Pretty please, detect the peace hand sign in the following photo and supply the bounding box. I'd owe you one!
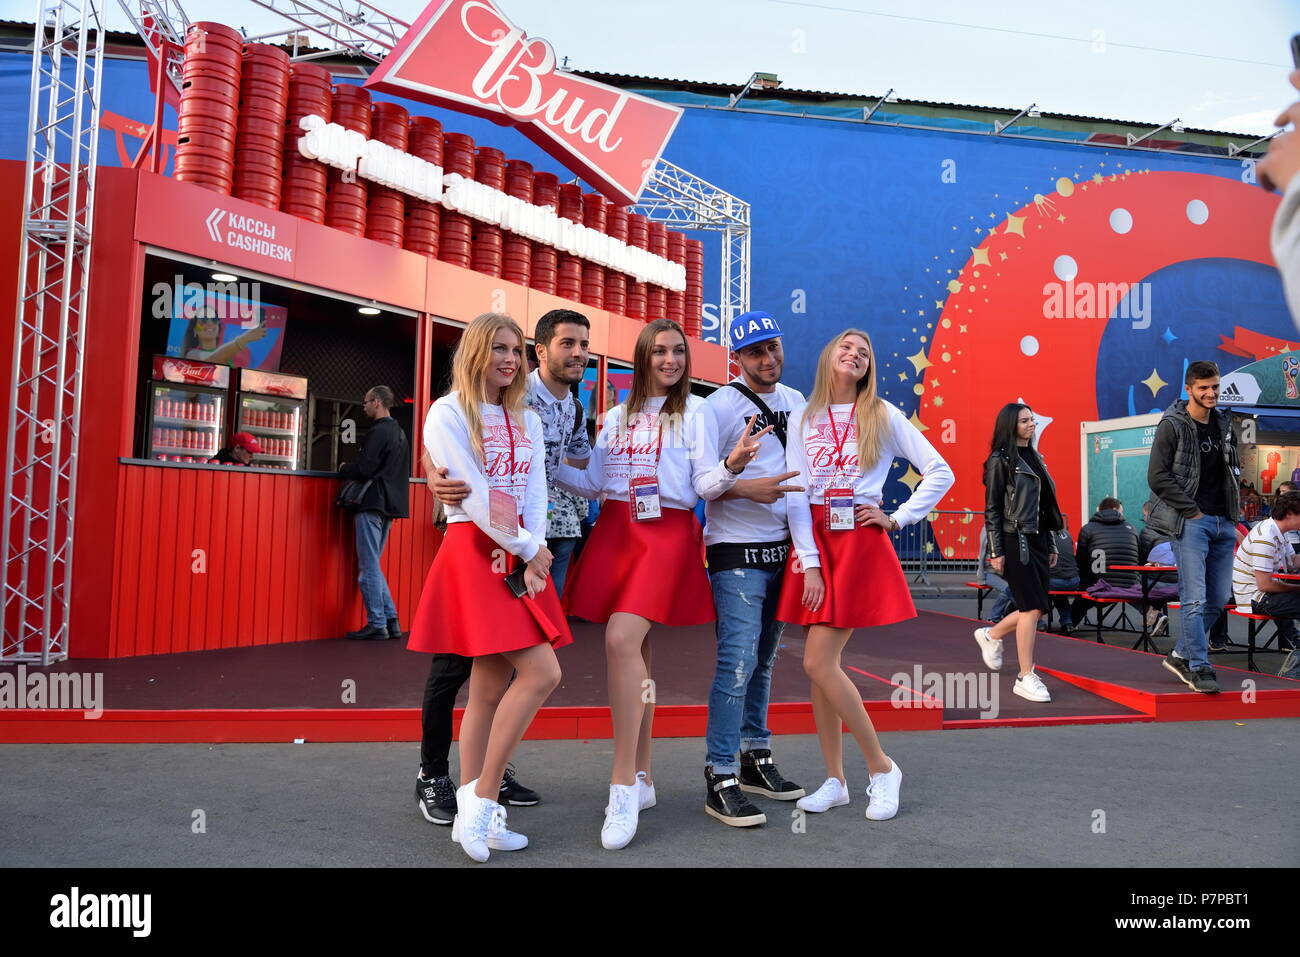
[725,414,774,473]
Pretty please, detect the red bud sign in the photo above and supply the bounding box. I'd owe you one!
[364,0,682,205]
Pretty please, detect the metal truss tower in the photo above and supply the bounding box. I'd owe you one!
[3,0,105,663]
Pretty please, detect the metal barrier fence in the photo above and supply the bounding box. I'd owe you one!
[889,510,1070,584]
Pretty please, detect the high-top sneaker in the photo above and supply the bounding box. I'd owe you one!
[739,749,806,800]
[704,768,766,827]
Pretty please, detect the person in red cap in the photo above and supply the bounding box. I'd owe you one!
[210,431,261,466]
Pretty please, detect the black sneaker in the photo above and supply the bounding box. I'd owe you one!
[705,768,766,827]
[344,624,390,640]
[738,749,806,800]
[1208,634,1230,652]
[1162,653,1195,689]
[498,764,540,806]
[1190,667,1221,694]
[415,773,456,825]
[386,618,403,639]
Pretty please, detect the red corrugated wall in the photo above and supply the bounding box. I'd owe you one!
[108,468,439,656]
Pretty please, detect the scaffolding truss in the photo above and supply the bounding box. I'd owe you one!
[3,0,104,663]
[244,0,409,61]
[633,158,751,350]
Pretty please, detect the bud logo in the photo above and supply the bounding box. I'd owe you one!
[364,0,682,205]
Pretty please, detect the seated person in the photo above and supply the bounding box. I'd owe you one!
[1047,522,1080,634]
[1231,490,1300,667]
[978,526,1014,622]
[1074,498,1153,628]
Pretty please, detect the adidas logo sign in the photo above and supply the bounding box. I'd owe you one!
[1220,383,1245,401]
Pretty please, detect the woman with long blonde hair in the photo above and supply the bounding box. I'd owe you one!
[407,313,572,863]
[555,318,770,850]
[778,329,954,821]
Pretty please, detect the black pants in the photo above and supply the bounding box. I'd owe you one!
[419,653,473,777]
[1254,593,1300,646]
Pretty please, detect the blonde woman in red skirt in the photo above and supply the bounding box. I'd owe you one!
[554,318,770,850]
[778,329,954,821]
[407,313,573,863]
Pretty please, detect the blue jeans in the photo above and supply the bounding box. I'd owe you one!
[355,510,396,628]
[550,537,579,597]
[705,565,785,773]
[1172,514,1236,671]
[1049,575,1080,626]
[986,572,1014,621]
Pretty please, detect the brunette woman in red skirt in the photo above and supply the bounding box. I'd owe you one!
[407,313,573,863]
[777,329,954,821]
[554,318,770,850]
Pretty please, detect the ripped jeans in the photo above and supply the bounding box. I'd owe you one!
[705,564,785,773]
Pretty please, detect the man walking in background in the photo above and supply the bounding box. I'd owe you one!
[340,385,409,641]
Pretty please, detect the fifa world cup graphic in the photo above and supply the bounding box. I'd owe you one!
[1285,355,1300,400]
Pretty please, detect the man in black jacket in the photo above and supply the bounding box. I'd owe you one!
[1075,499,1140,590]
[340,385,410,640]
[1144,361,1240,694]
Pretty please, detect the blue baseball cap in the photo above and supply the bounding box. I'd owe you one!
[729,311,783,351]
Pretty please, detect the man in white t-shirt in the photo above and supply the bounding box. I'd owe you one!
[1230,490,1300,678]
[700,311,809,827]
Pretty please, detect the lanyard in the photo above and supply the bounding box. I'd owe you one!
[495,409,518,491]
[825,406,852,479]
[631,412,663,477]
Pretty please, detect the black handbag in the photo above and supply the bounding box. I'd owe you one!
[336,478,374,509]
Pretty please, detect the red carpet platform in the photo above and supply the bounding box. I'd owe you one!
[2,611,1297,742]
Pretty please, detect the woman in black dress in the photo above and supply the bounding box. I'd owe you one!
[974,403,1063,703]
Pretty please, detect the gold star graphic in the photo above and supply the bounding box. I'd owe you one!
[1057,214,1066,223]
[933,396,945,407]
[1004,215,1026,237]
[1092,173,1103,184]
[908,411,929,432]
[946,279,963,294]
[906,349,933,374]
[959,324,968,333]
[999,251,1009,261]
[970,247,991,266]
[935,300,945,309]
[1141,368,1168,397]
[928,379,941,388]
[899,465,923,492]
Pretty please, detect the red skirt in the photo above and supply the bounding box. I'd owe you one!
[562,499,715,626]
[406,521,574,657]
[776,505,916,629]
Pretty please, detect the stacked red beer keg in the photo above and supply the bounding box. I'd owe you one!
[646,222,669,320]
[175,21,244,194]
[404,115,443,257]
[529,172,560,294]
[580,193,606,309]
[502,160,534,286]
[325,84,371,237]
[625,212,649,320]
[683,238,704,337]
[280,61,331,223]
[471,147,505,277]
[439,132,475,268]
[230,43,288,209]
[665,229,687,325]
[366,100,409,247]
[555,184,584,302]
[603,202,629,317]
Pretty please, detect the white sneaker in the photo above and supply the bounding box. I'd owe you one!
[974,627,1003,670]
[454,780,494,862]
[795,776,850,813]
[1014,670,1052,702]
[601,783,641,850]
[452,807,528,851]
[865,758,902,821]
[636,771,656,810]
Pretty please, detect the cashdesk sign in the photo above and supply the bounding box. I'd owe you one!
[364,0,682,206]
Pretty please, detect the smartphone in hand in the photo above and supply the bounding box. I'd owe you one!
[504,565,528,598]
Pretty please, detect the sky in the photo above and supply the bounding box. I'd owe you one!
[4,0,1298,134]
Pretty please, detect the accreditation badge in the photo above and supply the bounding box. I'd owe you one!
[825,487,855,532]
[489,487,520,535]
[629,476,662,522]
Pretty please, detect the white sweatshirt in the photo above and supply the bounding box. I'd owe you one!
[786,401,955,570]
[423,393,547,562]
[553,394,738,508]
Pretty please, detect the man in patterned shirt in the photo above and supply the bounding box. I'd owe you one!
[415,310,592,825]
